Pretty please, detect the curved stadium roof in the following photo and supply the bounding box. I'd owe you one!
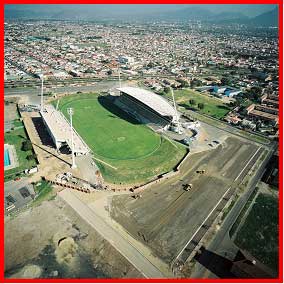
[117,87,178,120]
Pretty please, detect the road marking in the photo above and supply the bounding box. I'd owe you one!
[175,186,232,261]
[234,147,261,181]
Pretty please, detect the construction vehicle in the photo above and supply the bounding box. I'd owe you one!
[183,183,193,191]
[132,193,142,199]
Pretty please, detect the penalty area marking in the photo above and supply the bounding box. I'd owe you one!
[162,134,178,149]
[93,157,118,170]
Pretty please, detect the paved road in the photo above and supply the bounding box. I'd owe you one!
[190,143,277,278]
[59,189,170,279]
[4,81,131,105]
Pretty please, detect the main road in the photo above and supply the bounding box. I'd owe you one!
[4,81,128,105]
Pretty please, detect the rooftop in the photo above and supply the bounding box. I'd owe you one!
[41,104,89,155]
[117,87,178,120]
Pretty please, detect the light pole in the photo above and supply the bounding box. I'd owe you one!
[118,66,122,88]
[39,74,44,112]
[171,87,181,133]
[67,107,77,169]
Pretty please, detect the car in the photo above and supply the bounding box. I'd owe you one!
[208,143,214,147]
[14,177,21,181]
[213,140,220,144]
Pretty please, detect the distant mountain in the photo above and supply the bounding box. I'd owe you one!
[162,6,213,21]
[4,4,278,27]
[250,7,278,27]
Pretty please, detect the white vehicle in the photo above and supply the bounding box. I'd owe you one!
[6,204,16,211]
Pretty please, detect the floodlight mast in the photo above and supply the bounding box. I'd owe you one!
[171,87,180,131]
[56,99,60,111]
[67,107,77,169]
[40,74,44,112]
[118,64,122,88]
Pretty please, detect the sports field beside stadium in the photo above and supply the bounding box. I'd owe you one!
[58,93,187,184]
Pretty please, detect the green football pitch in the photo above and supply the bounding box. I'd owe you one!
[58,93,187,184]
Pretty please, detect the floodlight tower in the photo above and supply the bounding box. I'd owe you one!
[56,99,60,111]
[67,107,77,169]
[118,66,122,88]
[170,87,181,133]
[39,74,44,112]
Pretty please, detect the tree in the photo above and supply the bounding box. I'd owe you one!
[246,86,263,102]
[27,154,35,161]
[189,99,196,106]
[177,79,189,88]
[221,77,231,86]
[22,140,32,151]
[164,87,171,94]
[198,103,205,110]
[190,79,202,88]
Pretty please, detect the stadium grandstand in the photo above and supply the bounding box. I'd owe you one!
[41,104,89,156]
[116,87,179,128]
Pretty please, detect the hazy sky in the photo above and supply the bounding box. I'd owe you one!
[5,4,277,18]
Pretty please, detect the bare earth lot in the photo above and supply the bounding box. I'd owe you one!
[111,137,261,263]
[5,197,142,279]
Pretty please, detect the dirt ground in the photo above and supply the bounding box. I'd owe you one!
[4,196,143,279]
[111,137,259,263]
[4,101,18,122]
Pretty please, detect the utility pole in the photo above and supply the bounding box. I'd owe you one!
[67,107,77,169]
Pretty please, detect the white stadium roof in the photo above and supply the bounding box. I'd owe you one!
[117,87,178,120]
[41,104,89,155]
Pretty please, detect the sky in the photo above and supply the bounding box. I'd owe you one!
[5,4,277,18]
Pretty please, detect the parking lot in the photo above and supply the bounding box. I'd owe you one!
[4,178,35,214]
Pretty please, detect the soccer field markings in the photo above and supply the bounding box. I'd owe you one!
[162,134,178,149]
[93,157,118,170]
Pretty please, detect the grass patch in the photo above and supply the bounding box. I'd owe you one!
[12,119,24,128]
[95,137,186,184]
[4,127,37,181]
[230,187,259,238]
[56,93,186,184]
[235,193,278,272]
[32,180,54,206]
[165,89,231,119]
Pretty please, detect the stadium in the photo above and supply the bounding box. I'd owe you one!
[41,88,187,184]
